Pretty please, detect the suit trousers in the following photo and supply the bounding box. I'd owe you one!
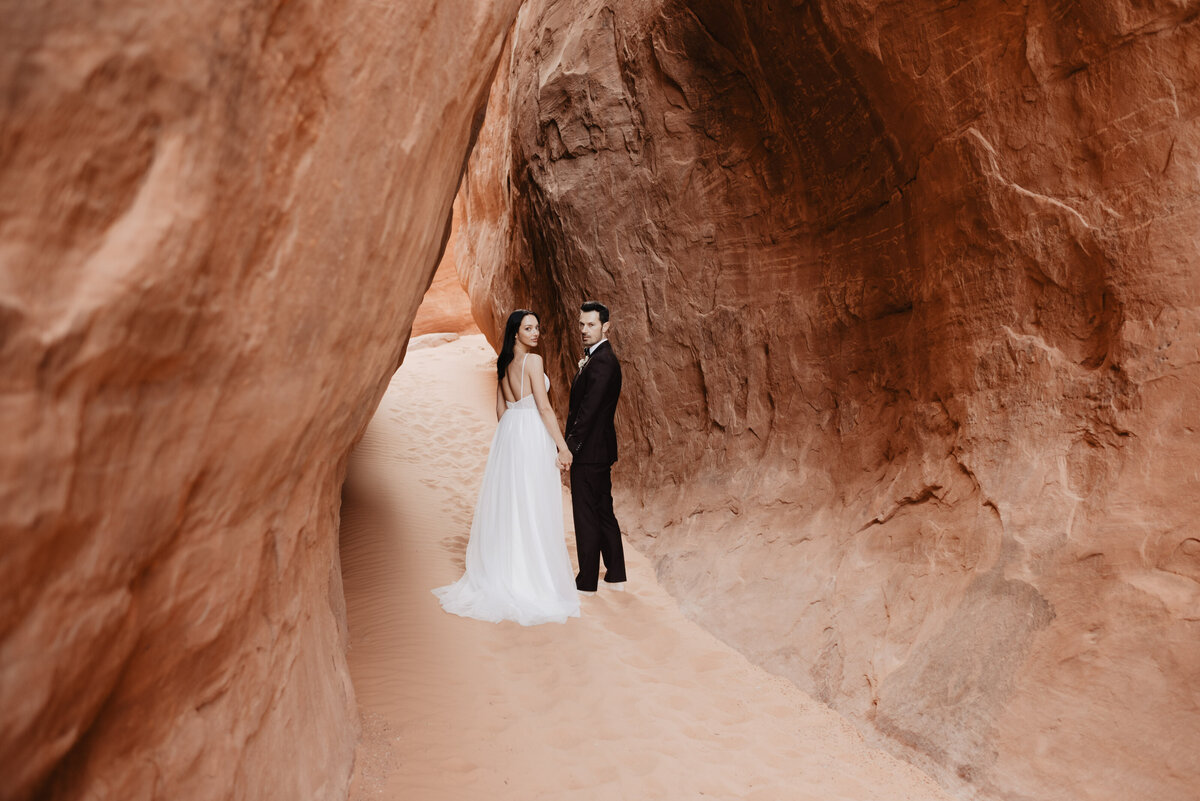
[570,462,626,591]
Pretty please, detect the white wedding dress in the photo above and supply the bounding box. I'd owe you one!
[433,356,581,625]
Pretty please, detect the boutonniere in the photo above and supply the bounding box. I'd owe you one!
[577,354,590,371]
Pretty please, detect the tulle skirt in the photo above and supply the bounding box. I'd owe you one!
[433,399,580,625]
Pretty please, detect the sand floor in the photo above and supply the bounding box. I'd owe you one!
[339,333,953,801]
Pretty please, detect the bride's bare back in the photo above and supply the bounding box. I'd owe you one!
[497,350,570,470]
[501,355,533,403]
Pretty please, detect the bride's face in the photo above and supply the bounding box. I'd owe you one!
[517,315,540,349]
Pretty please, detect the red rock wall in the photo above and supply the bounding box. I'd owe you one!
[0,2,518,799]
[411,216,480,337]
[458,1,1200,798]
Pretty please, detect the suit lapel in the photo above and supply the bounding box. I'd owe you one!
[577,341,604,376]
[574,341,611,399]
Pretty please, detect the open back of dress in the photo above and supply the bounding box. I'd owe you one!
[432,355,579,625]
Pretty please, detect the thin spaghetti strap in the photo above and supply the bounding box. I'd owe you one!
[519,354,528,398]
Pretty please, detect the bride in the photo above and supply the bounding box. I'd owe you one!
[432,309,581,625]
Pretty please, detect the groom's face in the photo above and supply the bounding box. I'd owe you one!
[579,310,608,348]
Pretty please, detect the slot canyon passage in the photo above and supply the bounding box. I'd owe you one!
[2,2,1199,801]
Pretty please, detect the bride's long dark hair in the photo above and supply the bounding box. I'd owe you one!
[497,309,538,381]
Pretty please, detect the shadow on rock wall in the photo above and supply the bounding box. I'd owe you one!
[457,0,1200,798]
[0,1,518,798]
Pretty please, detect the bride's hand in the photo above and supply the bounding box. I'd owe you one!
[557,446,573,470]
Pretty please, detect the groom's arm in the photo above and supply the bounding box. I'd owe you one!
[565,357,615,454]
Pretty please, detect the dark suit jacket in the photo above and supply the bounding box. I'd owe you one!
[565,340,621,465]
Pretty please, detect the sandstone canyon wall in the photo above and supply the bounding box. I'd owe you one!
[0,2,518,799]
[457,1,1200,799]
[411,216,480,338]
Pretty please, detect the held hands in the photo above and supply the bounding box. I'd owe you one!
[557,445,573,471]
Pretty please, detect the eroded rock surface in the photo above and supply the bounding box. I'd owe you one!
[458,1,1200,798]
[0,1,517,799]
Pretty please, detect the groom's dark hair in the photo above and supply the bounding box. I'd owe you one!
[580,300,609,323]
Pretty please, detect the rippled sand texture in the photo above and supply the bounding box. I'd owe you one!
[339,334,953,801]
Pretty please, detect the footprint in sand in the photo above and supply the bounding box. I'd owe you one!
[440,533,469,553]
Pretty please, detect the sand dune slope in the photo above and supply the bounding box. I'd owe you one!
[339,334,952,801]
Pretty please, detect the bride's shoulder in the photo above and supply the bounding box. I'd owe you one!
[525,352,545,371]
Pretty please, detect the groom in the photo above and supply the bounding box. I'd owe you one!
[565,300,627,593]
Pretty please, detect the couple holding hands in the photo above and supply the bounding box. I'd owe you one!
[434,301,626,625]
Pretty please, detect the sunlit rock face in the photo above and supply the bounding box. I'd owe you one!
[412,216,479,337]
[0,1,518,798]
[458,0,1200,798]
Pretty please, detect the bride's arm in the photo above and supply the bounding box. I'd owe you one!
[496,381,506,421]
[526,355,572,466]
